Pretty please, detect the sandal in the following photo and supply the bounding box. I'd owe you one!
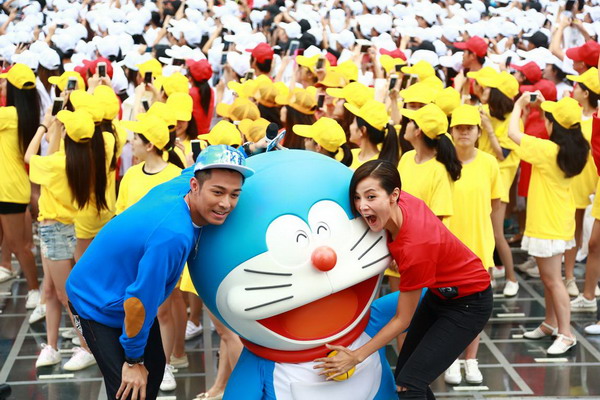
[547,334,577,355]
[523,322,558,339]
[194,392,224,400]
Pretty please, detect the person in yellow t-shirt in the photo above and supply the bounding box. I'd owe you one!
[443,105,504,385]
[25,109,99,371]
[0,64,40,304]
[345,99,400,170]
[509,94,590,355]
[562,68,600,296]
[293,117,353,166]
[468,69,518,289]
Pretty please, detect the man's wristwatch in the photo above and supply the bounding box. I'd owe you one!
[125,356,145,367]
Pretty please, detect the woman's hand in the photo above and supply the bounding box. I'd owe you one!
[313,344,360,380]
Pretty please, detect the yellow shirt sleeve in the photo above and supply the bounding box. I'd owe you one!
[490,157,503,200]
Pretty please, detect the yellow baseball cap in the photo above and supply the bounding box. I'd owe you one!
[204,120,242,146]
[400,82,441,105]
[345,99,389,131]
[275,87,317,115]
[450,104,482,127]
[140,102,177,127]
[466,66,498,81]
[57,110,95,143]
[228,79,260,98]
[122,114,170,150]
[238,118,270,142]
[216,97,261,121]
[93,85,120,121]
[296,54,327,73]
[326,82,374,108]
[420,75,444,90]
[434,87,461,116]
[166,92,193,121]
[293,117,346,152]
[401,103,448,139]
[69,90,104,123]
[315,70,347,88]
[541,97,582,129]
[473,70,519,99]
[379,54,406,74]
[137,58,163,78]
[254,81,287,107]
[0,63,36,89]
[401,60,435,80]
[332,60,359,82]
[567,67,600,95]
[48,71,85,92]
[162,72,189,96]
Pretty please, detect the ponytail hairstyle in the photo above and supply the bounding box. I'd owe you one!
[64,135,96,209]
[89,124,109,212]
[356,117,400,167]
[6,81,41,154]
[322,143,353,167]
[138,130,185,169]
[545,112,589,178]
[422,134,462,181]
[100,119,118,170]
[192,78,213,115]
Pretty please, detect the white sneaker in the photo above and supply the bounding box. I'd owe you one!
[160,364,177,391]
[595,285,600,298]
[490,278,497,289]
[170,354,189,369]
[526,266,540,278]
[503,280,519,297]
[570,295,597,312]
[584,323,600,335]
[491,266,505,279]
[464,359,483,384]
[547,334,576,355]
[61,328,78,339]
[63,347,96,371]
[35,344,61,367]
[29,303,46,324]
[185,320,203,340]
[564,278,580,297]
[0,266,14,283]
[72,336,81,346]
[516,258,536,273]
[444,359,462,385]
[25,289,40,310]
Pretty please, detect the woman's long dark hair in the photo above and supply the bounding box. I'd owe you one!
[284,106,316,149]
[258,103,282,126]
[357,117,400,167]
[6,82,41,154]
[323,143,353,167]
[139,131,185,169]
[192,78,213,115]
[64,135,96,209]
[349,160,401,216]
[488,88,514,120]
[100,120,118,171]
[422,133,462,181]
[545,112,589,178]
[88,125,109,211]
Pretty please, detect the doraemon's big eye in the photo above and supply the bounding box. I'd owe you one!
[308,200,351,248]
[315,223,330,237]
[266,215,311,267]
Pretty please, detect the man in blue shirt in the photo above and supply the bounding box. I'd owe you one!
[66,146,254,400]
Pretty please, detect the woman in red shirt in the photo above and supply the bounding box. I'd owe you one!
[315,160,493,399]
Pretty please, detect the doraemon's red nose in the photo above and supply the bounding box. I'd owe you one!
[311,246,337,272]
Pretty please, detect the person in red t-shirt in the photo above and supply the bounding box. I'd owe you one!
[315,160,492,399]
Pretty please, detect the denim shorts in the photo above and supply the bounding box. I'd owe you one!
[39,222,76,261]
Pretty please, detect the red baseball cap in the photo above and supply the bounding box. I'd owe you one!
[565,40,600,67]
[325,52,338,67]
[246,43,274,63]
[519,79,557,102]
[89,57,114,78]
[453,36,488,58]
[510,61,542,83]
[186,59,212,82]
[379,48,407,61]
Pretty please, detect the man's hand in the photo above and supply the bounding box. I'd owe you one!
[116,362,148,400]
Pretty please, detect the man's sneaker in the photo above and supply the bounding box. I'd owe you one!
[185,320,203,340]
[570,295,598,312]
[160,364,177,391]
[491,266,505,279]
[170,354,189,369]
[444,359,462,385]
[0,266,14,283]
[464,359,483,384]
[63,347,96,371]
[503,280,519,297]
[29,303,46,324]
[72,336,82,346]
[25,289,40,310]
[516,257,536,273]
[564,278,580,297]
[35,344,61,368]
[61,328,78,339]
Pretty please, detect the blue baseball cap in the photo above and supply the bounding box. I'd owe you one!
[193,145,254,178]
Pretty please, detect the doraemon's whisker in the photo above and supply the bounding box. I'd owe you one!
[244,268,293,277]
[358,236,383,260]
[244,296,294,312]
[350,228,370,251]
[245,284,292,291]
[362,254,391,269]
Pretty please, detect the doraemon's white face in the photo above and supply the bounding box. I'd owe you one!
[215,200,391,351]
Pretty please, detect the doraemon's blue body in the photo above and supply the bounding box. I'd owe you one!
[189,150,401,399]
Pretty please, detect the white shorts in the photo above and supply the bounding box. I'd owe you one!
[521,236,576,258]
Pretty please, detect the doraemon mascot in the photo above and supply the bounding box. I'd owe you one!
[189,150,400,400]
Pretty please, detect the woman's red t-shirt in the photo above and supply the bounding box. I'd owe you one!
[388,192,491,299]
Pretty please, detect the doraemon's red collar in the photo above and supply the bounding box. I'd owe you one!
[241,311,370,363]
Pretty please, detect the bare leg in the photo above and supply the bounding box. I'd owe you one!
[537,255,573,337]
[41,256,61,349]
[582,219,600,301]
[171,288,187,359]
[464,336,480,359]
[564,209,585,281]
[188,293,203,326]
[491,202,516,283]
[0,214,38,290]
[0,227,12,267]
[74,238,93,263]
[158,295,175,361]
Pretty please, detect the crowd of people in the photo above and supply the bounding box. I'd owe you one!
[2,0,600,398]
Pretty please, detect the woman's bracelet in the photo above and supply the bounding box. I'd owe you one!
[39,124,48,133]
